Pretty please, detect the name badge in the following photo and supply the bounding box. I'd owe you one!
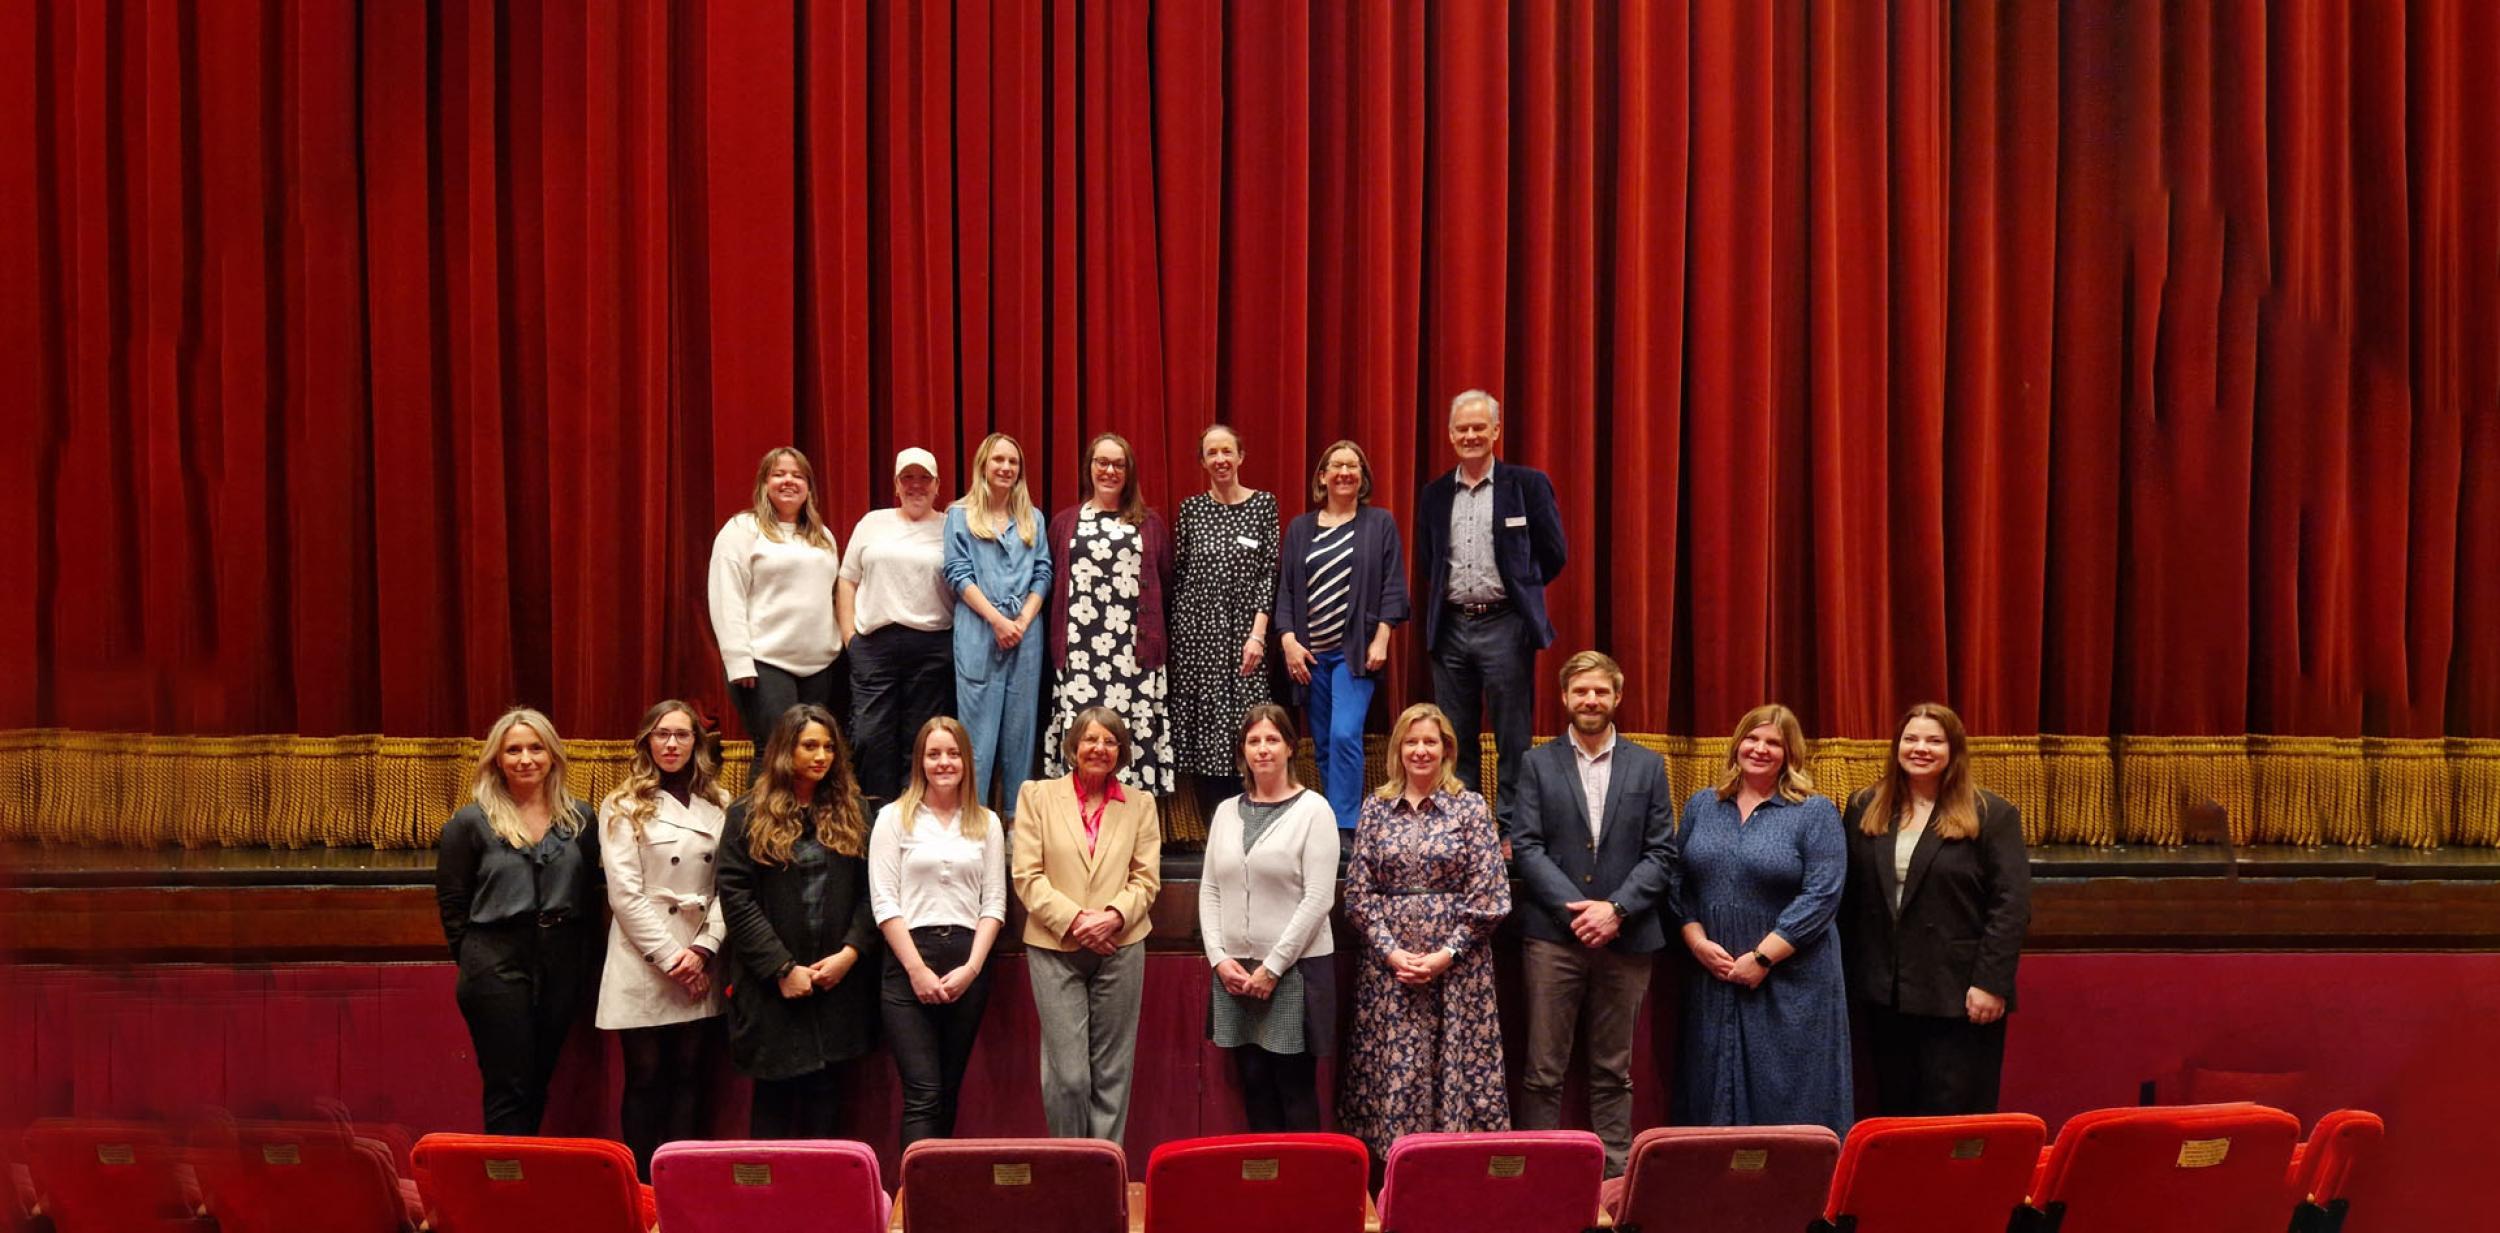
[1504,515,1528,528]
[1236,535,1260,548]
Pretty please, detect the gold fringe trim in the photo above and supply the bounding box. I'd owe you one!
[1,729,2494,850]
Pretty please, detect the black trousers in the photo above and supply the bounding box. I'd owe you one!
[453,920,596,1135]
[618,1017,723,1178]
[1865,1000,2008,1116]
[1233,1045,1320,1133]
[749,1067,843,1140]
[730,660,840,749]
[847,625,958,802]
[880,925,994,1147]
[1429,604,1535,833]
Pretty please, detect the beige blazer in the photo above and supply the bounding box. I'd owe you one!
[595,791,729,1029]
[1012,775,1162,951]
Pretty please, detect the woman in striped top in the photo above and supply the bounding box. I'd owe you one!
[1275,440,1409,828]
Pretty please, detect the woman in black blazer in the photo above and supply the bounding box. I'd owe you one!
[1841,702,2031,1116]
[716,703,883,1138]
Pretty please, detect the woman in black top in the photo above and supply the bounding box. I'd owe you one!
[434,705,602,1135]
[716,703,883,1138]
[1840,701,2032,1115]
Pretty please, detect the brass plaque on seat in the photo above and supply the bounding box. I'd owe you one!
[1951,1138,1986,1160]
[484,1159,523,1181]
[262,1144,302,1166]
[1241,1158,1280,1181]
[1486,1154,1526,1178]
[1729,1149,1769,1172]
[732,1163,772,1187]
[96,1144,136,1166]
[2176,1138,2231,1168]
[992,1163,1032,1186]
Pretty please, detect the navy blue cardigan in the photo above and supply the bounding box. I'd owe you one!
[1273,505,1410,686]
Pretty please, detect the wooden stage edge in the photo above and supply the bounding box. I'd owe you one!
[7,844,2500,962]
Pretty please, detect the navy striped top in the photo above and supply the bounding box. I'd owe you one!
[1303,521,1356,651]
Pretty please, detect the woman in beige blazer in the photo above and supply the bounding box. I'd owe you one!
[595,699,730,1177]
[1012,705,1163,1140]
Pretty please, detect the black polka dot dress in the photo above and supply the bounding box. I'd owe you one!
[1167,490,1280,777]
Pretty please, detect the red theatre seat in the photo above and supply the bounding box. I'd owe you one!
[1813,1114,2047,1233]
[2020,1103,2301,1233]
[2286,1109,2384,1233]
[898,1137,1129,1233]
[651,1139,888,1233]
[193,1120,413,1233]
[1601,1125,1839,1233]
[1375,1130,1604,1233]
[411,1133,654,1233]
[1142,1133,1369,1233]
[22,1119,215,1233]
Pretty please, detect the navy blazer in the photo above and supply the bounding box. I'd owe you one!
[1508,732,1679,954]
[1415,461,1568,652]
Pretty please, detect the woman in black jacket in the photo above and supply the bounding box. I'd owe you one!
[1841,702,2031,1116]
[716,703,882,1138]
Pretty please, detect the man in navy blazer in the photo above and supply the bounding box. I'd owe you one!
[1509,650,1677,1176]
[1414,389,1568,832]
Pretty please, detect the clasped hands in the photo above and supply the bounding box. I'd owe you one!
[1561,899,1622,948]
[905,961,984,1006]
[1214,958,1279,1001]
[1384,946,1455,986]
[1064,906,1125,956]
[777,947,859,999]
[1683,932,1768,990]
[665,947,714,998]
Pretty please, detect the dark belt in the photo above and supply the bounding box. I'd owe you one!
[1447,598,1512,619]
[534,910,575,928]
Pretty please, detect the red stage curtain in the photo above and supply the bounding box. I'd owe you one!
[6,0,2494,743]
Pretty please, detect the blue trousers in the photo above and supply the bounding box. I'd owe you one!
[955,616,1045,820]
[1305,650,1375,827]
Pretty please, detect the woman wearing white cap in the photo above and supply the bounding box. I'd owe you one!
[838,447,958,802]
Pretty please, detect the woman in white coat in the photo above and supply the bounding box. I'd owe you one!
[1199,703,1340,1131]
[596,699,731,1178]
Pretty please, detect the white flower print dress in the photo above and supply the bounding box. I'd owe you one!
[1043,507,1175,794]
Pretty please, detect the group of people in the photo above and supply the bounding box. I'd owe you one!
[433,390,2033,1180]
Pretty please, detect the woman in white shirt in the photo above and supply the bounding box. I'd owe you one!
[839,448,957,803]
[595,699,731,1178]
[1199,702,1340,1131]
[869,715,1008,1147]
[710,447,843,748]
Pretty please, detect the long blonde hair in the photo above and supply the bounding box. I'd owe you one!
[892,716,993,841]
[742,704,868,865]
[1714,703,1817,803]
[1375,703,1466,799]
[1856,701,1981,841]
[602,700,729,839]
[957,432,1038,545]
[470,707,583,848]
[747,447,836,550]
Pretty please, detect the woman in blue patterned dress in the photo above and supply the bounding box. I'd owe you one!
[1338,702,1511,1168]
[1671,702,1852,1135]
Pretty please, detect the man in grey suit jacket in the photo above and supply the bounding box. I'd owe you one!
[1509,650,1679,1175]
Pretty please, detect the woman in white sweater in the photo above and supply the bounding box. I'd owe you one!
[1199,702,1340,1131]
[710,447,844,748]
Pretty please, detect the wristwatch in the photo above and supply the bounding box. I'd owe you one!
[1607,900,1629,922]
[1747,950,1776,971]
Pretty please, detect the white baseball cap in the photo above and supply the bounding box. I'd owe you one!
[893,447,939,478]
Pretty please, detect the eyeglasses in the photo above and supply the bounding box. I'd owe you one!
[1091,458,1130,472]
[652,730,699,746]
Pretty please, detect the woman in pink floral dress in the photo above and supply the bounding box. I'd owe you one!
[1337,702,1512,1163]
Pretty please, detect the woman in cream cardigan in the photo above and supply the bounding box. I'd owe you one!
[1011,705,1164,1141]
[1199,703,1338,1131]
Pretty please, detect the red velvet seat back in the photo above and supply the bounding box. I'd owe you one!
[23,1119,211,1233]
[2030,1103,2301,1233]
[1376,1130,1603,1233]
[1823,1114,2046,1233]
[1606,1125,1837,1233]
[195,1121,408,1233]
[412,1133,648,1233]
[651,1139,888,1233]
[899,1137,1128,1233]
[1142,1133,1369,1233]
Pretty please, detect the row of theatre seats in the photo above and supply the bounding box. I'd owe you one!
[8,1102,2381,1233]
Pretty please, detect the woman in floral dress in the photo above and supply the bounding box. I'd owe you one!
[1338,701,1512,1166]
[1042,433,1177,796]
[1168,424,1279,810]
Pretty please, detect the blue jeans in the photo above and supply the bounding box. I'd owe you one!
[1305,649,1374,827]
